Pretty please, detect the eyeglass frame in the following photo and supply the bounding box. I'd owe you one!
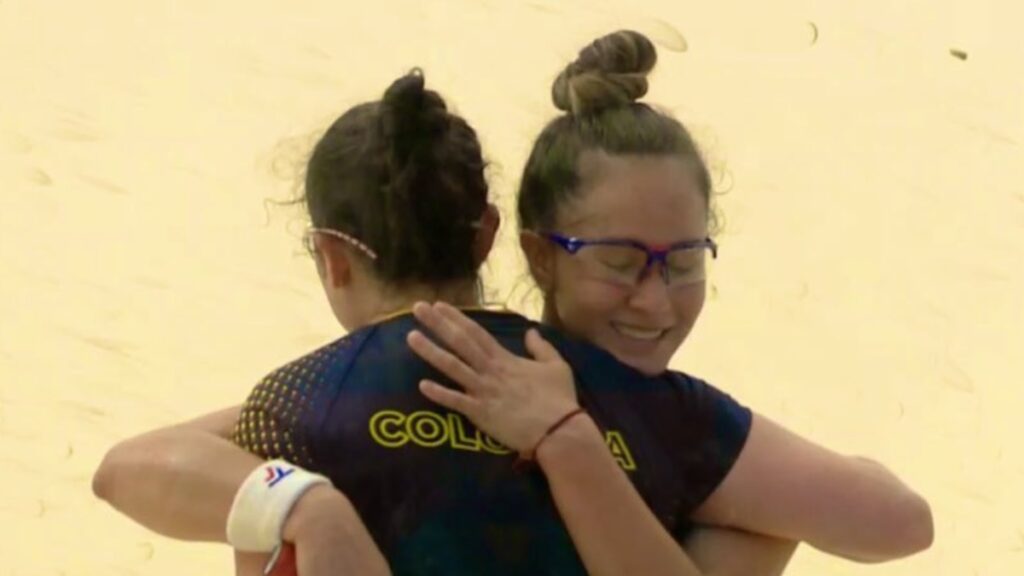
[303,227,378,260]
[542,232,718,286]
[302,217,488,263]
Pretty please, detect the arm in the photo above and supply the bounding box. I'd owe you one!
[93,406,390,576]
[691,413,933,562]
[529,411,796,576]
[408,302,706,576]
[93,407,277,574]
[513,403,799,576]
[683,526,798,576]
[409,302,929,570]
[92,406,259,541]
[533,412,705,576]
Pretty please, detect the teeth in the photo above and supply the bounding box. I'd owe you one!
[613,323,665,341]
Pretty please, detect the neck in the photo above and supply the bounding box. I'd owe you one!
[367,279,482,323]
[541,298,562,328]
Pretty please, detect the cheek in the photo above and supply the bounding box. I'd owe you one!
[554,277,626,333]
[672,284,706,331]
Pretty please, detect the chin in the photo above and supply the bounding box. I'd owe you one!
[602,344,670,376]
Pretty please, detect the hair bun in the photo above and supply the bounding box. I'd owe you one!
[381,68,449,161]
[551,30,657,116]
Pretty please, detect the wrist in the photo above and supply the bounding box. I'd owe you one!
[225,460,331,552]
[534,412,603,470]
[281,483,354,543]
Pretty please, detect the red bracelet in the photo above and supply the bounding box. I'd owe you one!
[514,407,586,471]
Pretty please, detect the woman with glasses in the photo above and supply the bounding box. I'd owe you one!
[93,31,932,576]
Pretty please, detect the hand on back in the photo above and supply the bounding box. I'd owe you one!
[407,302,579,454]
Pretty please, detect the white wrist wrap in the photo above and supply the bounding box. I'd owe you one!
[226,459,330,552]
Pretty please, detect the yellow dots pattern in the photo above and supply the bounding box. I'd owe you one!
[231,340,350,468]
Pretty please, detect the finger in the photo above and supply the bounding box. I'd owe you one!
[407,330,482,391]
[412,301,491,369]
[419,379,482,418]
[433,301,507,360]
[525,328,564,363]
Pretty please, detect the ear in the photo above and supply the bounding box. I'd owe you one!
[315,235,353,288]
[472,203,501,267]
[519,231,555,293]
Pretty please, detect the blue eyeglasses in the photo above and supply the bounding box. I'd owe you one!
[543,232,717,288]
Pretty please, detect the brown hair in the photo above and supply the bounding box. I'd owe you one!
[517,30,715,233]
[304,69,489,285]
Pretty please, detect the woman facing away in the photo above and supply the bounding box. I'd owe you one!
[93,31,932,576]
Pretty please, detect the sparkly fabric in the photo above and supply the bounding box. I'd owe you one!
[232,338,350,467]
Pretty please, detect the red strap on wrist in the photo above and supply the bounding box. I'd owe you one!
[514,407,586,471]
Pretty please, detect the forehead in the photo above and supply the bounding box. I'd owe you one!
[558,153,708,242]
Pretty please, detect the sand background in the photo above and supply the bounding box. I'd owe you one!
[1,0,1022,574]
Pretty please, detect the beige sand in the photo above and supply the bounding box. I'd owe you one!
[2,0,1021,573]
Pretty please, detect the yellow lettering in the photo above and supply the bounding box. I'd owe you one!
[604,431,637,471]
[480,433,512,455]
[369,410,408,448]
[406,411,449,448]
[368,409,562,461]
[447,413,482,452]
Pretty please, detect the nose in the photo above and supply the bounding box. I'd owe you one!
[628,263,672,314]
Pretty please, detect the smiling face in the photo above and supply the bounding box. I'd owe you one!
[539,152,709,375]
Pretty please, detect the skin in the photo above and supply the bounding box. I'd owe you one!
[94,189,783,576]
[523,151,709,376]
[93,153,931,574]
[408,301,769,576]
[314,203,500,329]
[433,152,933,561]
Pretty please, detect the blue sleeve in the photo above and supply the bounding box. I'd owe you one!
[537,326,752,515]
[230,334,362,469]
[667,371,753,521]
[231,356,320,468]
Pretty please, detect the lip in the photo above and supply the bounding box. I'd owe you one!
[611,322,670,342]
